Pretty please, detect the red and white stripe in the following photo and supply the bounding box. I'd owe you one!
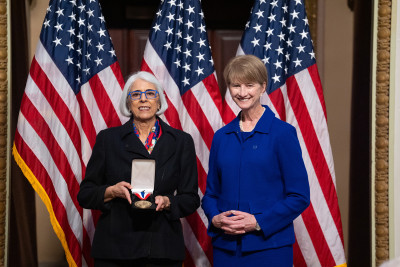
[224,45,346,266]
[13,41,128,267]
[142,39,238,267]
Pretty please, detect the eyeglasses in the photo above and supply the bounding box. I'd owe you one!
[128,89,159,100]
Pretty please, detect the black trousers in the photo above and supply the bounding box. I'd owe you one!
[94,258,182,267]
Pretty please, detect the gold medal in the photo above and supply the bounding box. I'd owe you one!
[134,200,152,209]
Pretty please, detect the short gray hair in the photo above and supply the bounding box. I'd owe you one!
[119,71,168,117]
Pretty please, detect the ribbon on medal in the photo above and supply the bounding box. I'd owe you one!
[132,189,152,200]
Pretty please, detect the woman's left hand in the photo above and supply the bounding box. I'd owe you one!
[155,195,171,211]
[220,210,258,235]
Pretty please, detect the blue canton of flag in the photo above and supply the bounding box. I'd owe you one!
[41,0,117,94]
[149,0,215,95]
[14,0,126,266]
[241,0,316,94]
[142,0,230,265]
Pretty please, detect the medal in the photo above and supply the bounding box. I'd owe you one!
[134,200,153,209]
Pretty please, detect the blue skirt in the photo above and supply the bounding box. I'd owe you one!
[213,243,293,267]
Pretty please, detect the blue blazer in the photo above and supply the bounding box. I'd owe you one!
[202,106,310,252]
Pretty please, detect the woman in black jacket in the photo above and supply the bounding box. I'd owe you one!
[77,71,200,267]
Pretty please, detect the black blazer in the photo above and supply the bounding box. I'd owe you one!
[77,117,200,260]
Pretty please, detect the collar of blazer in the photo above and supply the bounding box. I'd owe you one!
[120,116,178,169]
[223,105,275,135]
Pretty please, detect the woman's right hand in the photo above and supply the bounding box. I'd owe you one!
[212,211,231,228]
[213,210,256,235]
[212,210,244,230]
[104,181,132,204]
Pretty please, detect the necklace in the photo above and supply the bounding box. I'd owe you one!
[239,107,266,132]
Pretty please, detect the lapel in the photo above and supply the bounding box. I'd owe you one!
[222,105,275,137]
[151,119,177,170]
[120,118,150,158]
[149,119,177,192]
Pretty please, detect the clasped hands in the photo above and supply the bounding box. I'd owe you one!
[212,210,258,235]
[104,181,170,211]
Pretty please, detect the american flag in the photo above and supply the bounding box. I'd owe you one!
[13,0,127,266]
[140,0,235,266]
[224,0,347,266]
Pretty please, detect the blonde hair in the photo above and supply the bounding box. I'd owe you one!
[223,55,268,86]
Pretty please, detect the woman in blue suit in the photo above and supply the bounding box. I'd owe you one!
[202,55,310,266]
